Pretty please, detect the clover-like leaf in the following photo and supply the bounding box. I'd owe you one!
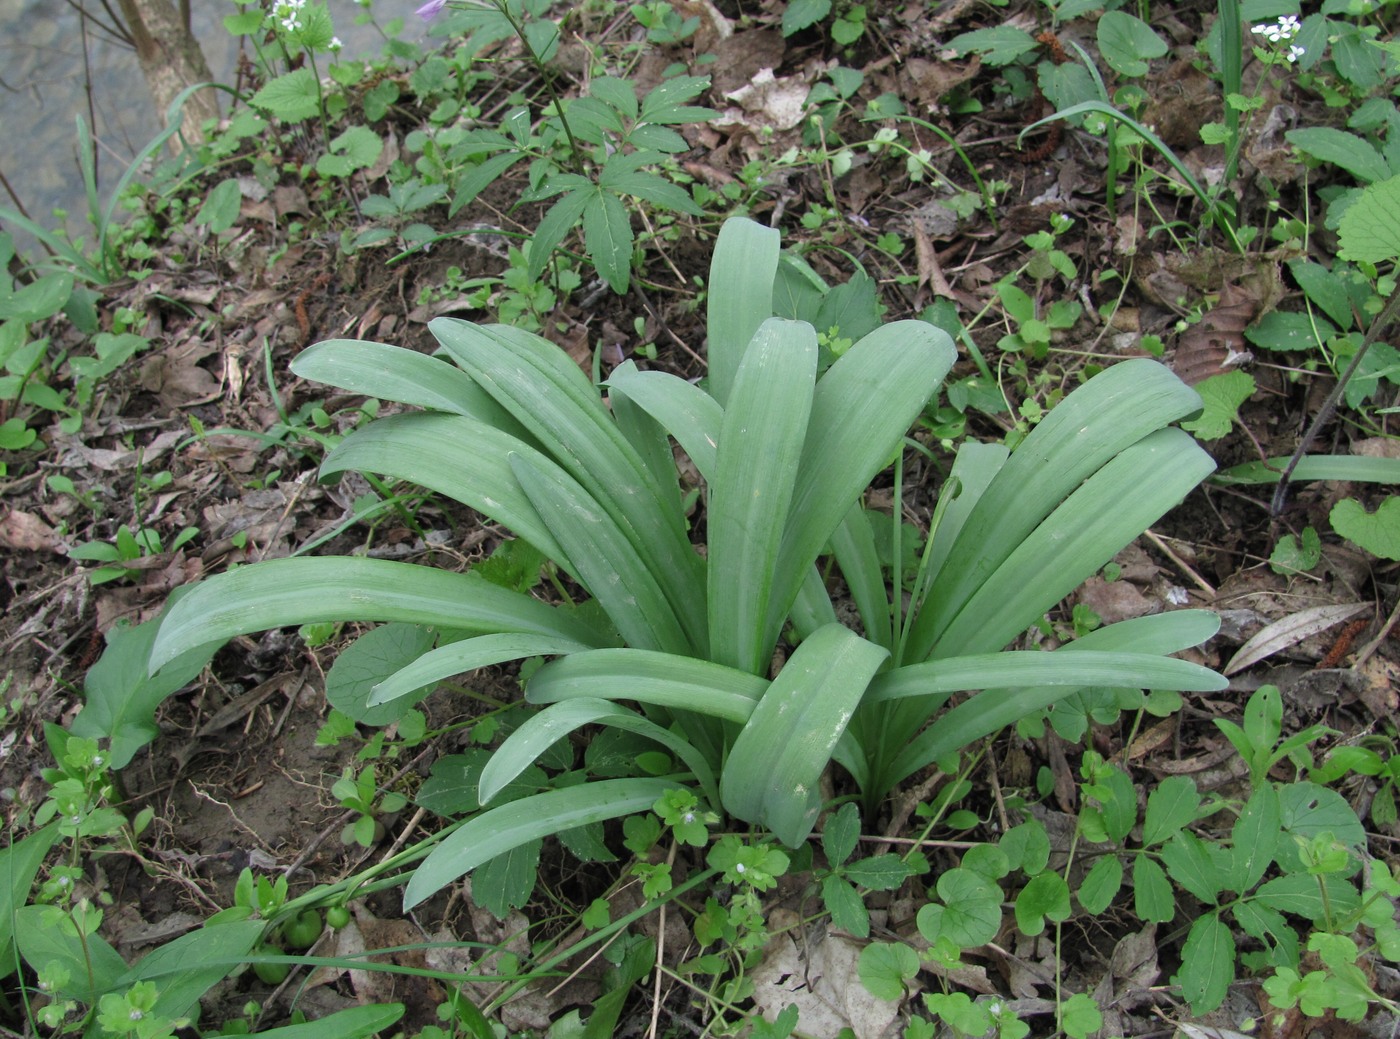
[1331,496,1400,560]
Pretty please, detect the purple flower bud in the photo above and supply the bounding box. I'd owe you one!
[417,0,447,17]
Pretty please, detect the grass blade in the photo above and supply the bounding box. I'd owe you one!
[1213,455,1400,485]
[707,319,816,674]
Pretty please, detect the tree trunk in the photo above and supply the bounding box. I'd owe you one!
[113,0,220,148]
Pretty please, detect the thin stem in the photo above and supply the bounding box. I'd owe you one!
[1270,287,1400,517]
[493,0,586,175]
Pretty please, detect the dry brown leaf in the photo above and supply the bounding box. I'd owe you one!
[1173,280,1257,385]
[0,509,62,552]
[749,909,905,1039]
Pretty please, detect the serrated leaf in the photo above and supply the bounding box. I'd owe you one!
[822,802,861,867]
[582,188,633,293]
[1133,855,1175,923]
[945,26,1039,65]
[1339,174,1400,262]
[250,68,322,122]
[822,874,869,936]
[1229,783,1281,893]
[843,854,912,891]
[1142,774,1201,846]
[1331,496,1400,560]
[781,0,831,35]
[1174,913,1234,1014]
[1288,126,1391,185]
[1159,831,1223,904]
[1180,369,1254,441]
[1078,854,1122,914]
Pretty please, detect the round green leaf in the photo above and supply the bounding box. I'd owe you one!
[1014,871,1071,936]
[856,941,919,1001]
[918,868,1003,947]
[1330,496,1400,560]
[1097,11,1167,77]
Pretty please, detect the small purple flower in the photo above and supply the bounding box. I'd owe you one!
[417,0,447,18]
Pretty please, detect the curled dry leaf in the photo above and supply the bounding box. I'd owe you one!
[1223,601,1373,675]
[1173,280,1258,386]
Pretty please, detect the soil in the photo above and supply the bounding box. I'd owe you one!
[3,0,1400,1034]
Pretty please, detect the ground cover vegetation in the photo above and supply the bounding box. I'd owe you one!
[6,0,1400,1035]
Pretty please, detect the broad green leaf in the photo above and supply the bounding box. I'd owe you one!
[1285,259,1355,329]
[327,623,436,726]
[121,921,264,1022]
[1174,913,1234,1014]
[707,218,780,408]
[822,875,869,936]
[1014,872,1071,936]
[292,339,523,430]
[72,605,222,769]
[582,187,634,293]
[15,904,127,1004]
[1331,496,1400,559]
[945,26,1039,65]
[1132,856,1174,923]
[866,649,1226,704]
[708,319,816,674]
[1287,126,1391,184]
[1229,783,1281,893]
[843,855,912,890]
[603,168,703,216]
[404,778,675,908]
[511,452,690,653]
[919,868,1003,946]
[473,839,541,918]
[1215,454,1400,485]
[527,648,767,723]
[721,624,887,846]
[0,271,73,323]
[1001,819,1050,874]
[1244,310,1336,352]
[822,801,861,867]
[907,359,1205,661]
[317,126,383,177]
[207,1004,405,1039]
[1160,832,1223,904]
[1277,782,1367,861]
[479,697,718,809]
[527,187,593,284]
[1338,174,1400,262]
[1180,370,1255,441]
[369,632,592,707]
[1255,873,1361,922]
[250,68,322,122]
[0,825,59,981]
[1096,11,1167,77]
[432,319,705,650]
[638,75,712,122]
[605,365,721,477]
[322,414,570,569]
[782,0,831,35]
[765,320,954,651]
[1078,854,1122,914]
[1141,774,1201,846]
[931,427,1214,659]
[150,557,607,671]
[856,941,918,1001]
[194,179,242,234]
